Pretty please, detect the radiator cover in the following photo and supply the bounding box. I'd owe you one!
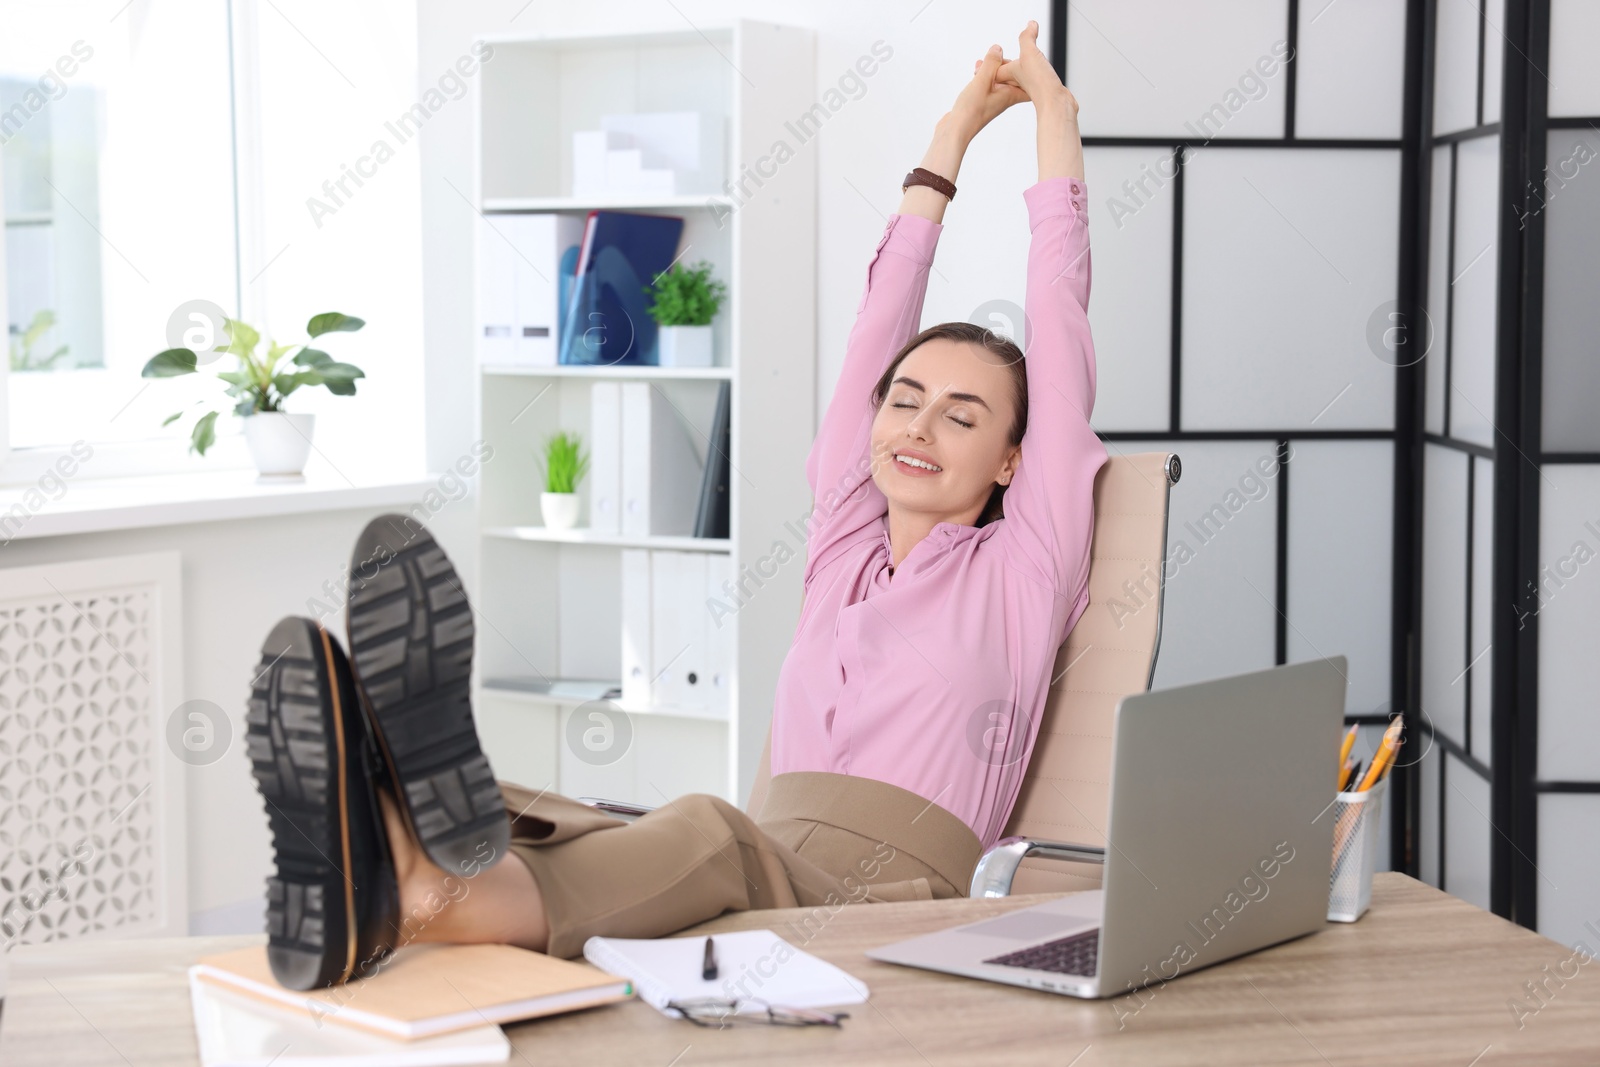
[0,551,186,948]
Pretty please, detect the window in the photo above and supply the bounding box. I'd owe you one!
[0,0,426,483]
[1,1,238,463]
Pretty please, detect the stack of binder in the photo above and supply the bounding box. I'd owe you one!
[474,213,584,368]
[474,209,687,369]
[588,379,729,538]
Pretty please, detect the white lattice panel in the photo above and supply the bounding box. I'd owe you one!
[0,552,185,949]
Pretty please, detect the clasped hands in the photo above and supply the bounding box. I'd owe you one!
[946,19,1080,144]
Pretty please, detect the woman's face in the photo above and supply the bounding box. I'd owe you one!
[869,338,1022,525]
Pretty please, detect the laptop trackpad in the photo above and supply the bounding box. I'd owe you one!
[961,910,1089,941]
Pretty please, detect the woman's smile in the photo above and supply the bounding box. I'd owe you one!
[893,447,944,475]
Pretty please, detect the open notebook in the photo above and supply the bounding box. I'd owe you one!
[582,929,869,1017]
[192,943,632,1040]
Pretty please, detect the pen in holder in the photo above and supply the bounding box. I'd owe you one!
[1327,773,1388,922]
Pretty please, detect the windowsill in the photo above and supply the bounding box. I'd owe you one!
[0,462,442,541]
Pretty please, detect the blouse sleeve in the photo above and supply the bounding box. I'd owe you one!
[802,210,944,582]
[995,176,1110,603]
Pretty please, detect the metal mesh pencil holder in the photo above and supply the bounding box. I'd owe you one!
[1327,773,1387,922]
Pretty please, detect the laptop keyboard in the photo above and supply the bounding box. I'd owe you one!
[983,928,1100,976]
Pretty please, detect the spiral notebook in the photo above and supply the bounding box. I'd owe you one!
[581,929,869,1018]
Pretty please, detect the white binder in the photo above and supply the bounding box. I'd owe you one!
[474,214,516,365]
[620,548,653,710]
[620,381,704,537]
[676,551,710,714]
[649,550,683,710]
[589,381,622,534]
[476,213,583,368]
[648,550,713,714]
[705,553,732,719]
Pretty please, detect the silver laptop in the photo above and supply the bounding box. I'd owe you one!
[866,657,1346,999]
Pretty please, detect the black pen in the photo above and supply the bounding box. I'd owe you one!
[702,936,718,981]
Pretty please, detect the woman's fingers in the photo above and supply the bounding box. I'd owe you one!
[1007,18,1069,102]
[998,82,1030,106]
[976,43,1003,83]
[1019,18,1042,55]
[952,42,1032,136]
[981,49,1029,105]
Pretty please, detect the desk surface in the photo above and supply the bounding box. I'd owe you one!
[3,873,1596,1066]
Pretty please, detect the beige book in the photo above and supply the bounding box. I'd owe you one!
[193,943,633,1040]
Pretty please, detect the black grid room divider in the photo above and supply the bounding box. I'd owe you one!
[1050,0,1598,946]
[1489,0,1600,948]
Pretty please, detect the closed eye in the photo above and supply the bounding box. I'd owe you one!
[892,401,974,429]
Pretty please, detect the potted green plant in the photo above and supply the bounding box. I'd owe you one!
[142,312,366,478]
[538,430,589,530]
[641,259,725,368]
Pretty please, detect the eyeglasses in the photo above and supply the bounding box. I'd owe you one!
[663,997,849,1029]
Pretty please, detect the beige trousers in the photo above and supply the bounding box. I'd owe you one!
[499,771,983,959]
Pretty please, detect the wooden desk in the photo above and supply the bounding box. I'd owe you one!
[3,873,1597,1066]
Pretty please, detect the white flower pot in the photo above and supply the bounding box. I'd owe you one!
[243,412,316,478]
[657,324,713,368]
[541,491,581,530]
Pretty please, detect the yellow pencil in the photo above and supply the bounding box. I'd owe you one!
[1337,754,1359,792]
[1338,724,1358,783]
[1356,717,1403,792]
[1356,726,1397,793]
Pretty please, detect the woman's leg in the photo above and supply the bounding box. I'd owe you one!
[379,787,551,951]
[379,785,797,959]
[379,771,977,961]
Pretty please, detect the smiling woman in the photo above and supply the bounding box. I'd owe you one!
[771,22,1110,854]
[869,320,1030,533]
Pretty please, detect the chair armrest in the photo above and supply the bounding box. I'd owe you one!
[969,836,1107,898]
[578,797,656,822]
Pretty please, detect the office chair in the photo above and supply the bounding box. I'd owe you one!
[582,450,1181,900]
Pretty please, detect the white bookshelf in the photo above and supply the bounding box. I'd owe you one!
[468,21,817,808]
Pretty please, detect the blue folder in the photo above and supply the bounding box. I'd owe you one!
[559,211,685,367]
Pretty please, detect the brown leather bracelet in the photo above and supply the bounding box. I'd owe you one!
[902,166,957,201]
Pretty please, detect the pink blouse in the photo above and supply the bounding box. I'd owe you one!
[769,176,1109,852]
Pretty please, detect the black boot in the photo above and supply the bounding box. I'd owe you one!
[248,616,400,991]
[343,514,509,876]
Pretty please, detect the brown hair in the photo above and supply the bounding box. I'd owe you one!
[869,321,1028,527]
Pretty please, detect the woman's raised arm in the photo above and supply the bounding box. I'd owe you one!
[801,117,962,504]
[993,23,1108,605]
[802,46,1028,581]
